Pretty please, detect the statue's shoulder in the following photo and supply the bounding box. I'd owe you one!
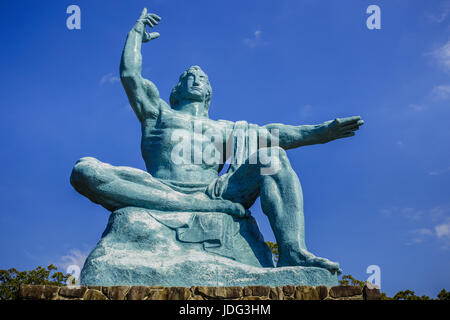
[215,119,234,127]
[159,99,172,112]
[205,119,233,133]
[214,119,260,130]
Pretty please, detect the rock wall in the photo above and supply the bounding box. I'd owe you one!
[18,285,380,300]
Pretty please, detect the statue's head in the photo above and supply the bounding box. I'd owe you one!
[170,66,212,111]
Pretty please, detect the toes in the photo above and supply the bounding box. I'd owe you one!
[328,264,341,274]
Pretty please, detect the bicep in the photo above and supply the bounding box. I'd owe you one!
[121,75,162,122]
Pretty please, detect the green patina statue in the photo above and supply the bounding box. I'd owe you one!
[71,8,364,287]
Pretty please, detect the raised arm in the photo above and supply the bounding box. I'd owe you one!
[120,9,164,122]
[264,116,364,150]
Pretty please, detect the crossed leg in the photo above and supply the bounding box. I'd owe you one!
[70,157,246,217]
[71,155,340,273]
[221,147,341,273]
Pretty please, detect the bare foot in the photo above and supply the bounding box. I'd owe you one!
[278,248,342,274]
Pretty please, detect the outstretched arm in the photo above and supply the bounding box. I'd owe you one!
[120,8,163,122]
[264,116,364,150]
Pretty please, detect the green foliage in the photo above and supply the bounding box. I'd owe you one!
[339,274,367,288]
[339,274,446,300]
[380,292,393,300]
[2,259,449,301]
[265,241,279,262]
[0,264,73,300]
[392,289,431,300]
[266,243,449,300]
[437,289,450,300]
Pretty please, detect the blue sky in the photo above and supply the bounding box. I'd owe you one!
[1,0,449,297]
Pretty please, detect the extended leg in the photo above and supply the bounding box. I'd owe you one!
[222,147,340,273]
[70,157,245,216]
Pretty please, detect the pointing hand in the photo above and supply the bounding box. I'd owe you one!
[319,116,364,143]
[137,8,161,43]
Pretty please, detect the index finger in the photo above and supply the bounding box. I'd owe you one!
[139,8,147,19]
[150,13,161,21]
[340,116,361,125]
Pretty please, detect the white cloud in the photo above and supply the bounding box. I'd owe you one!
[243,30,267,48]
[57,248,89,271]
[379,208,393,218]
[431,84,450,100]
[407,216,450,249]
[426,2,450,23]
[430,41,450,72]
[429,166,450,176]
[431,206,447,221]
[435,220,450,238]
[402,207,424,221]
[408,104,426,112]
[379,207,423,220]
[100,72,120,85]
[299,104,313,119]
[382,205,450,249]
[407,228,433,245]
[435,219,450,249]
[415,228,434,236]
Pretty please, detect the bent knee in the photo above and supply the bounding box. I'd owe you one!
[70,157,109,191]
[72,157,100,176]
[258,146,290,167]
[270,146,288,162]
[74,156,99,165]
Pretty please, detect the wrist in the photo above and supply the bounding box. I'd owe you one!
[313,123,328,144]
[132,20,145,33]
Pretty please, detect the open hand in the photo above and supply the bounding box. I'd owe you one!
[136,8,161,43]
[319,116,364,143]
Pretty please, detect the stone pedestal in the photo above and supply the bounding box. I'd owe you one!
[80,207,338,287]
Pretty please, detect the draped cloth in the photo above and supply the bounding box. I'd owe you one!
[206,120,261,200]
[145,120,264,260]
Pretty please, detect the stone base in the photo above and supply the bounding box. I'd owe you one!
[80,207,339,287]
[18,285,380,300]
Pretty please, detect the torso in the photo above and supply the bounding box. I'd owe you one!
[141,107,230,184]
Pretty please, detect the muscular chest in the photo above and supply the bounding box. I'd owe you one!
[142,110,225,154]
[159,111,217,132]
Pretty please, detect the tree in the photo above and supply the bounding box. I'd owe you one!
[265,242,448,300]
[265,241,279,263]
[380,292,393,300]
[339,275,441,300]
[392,289,431,300]
[437,289,450,300]
[339,274,366,288]
[0,264,73,300]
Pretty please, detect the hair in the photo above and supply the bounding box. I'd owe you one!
[169,65,212,110]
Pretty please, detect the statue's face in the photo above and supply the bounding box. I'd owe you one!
[180,70,209,102]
